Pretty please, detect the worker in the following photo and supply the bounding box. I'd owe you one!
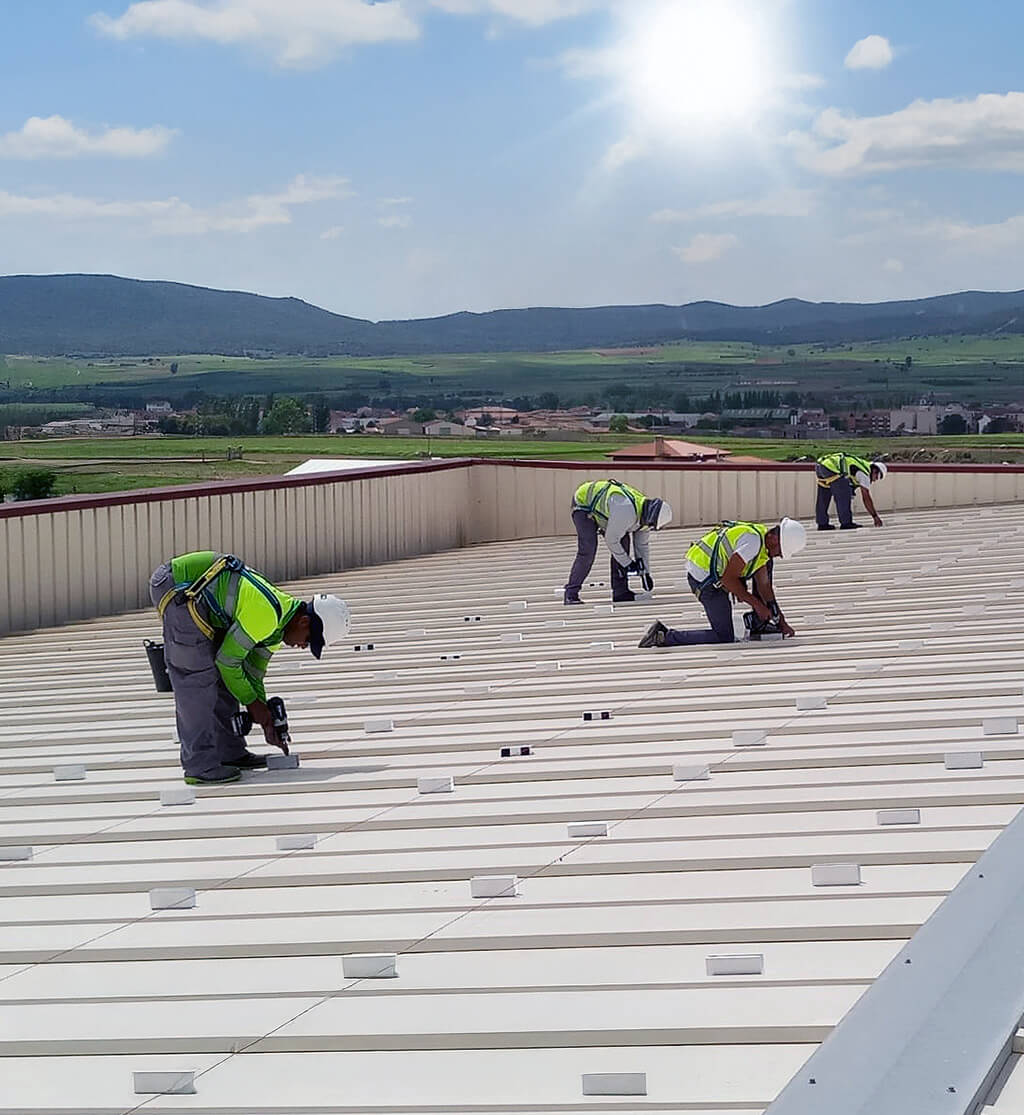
[638,517,807,648]
[564,479,673,605]
[815,453,888,530]
[149,551,350,785]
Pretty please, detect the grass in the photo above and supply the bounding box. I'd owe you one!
[4,431,1024,498]
[6,335,1024,405]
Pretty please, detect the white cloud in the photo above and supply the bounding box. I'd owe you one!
[378,213,413,229]
[926,213,1024,251]
[674,232,738,264]
[320,225,346,240]
[0,174,350,234]
[652,188,817,222]
[791,92,1024,176]
[844,34,893,71]
[600,135,645,173]
[0,115,175,159]
[379,196,413,206]
[883,258,904,272]
[92,0,420,67]
[429,0,603,27]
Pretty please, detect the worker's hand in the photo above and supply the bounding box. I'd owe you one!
[641,571,654,592]
[625,560,641,574]
[779,619,796,638]
[753,600,772,623]
[873,518,884,527]
[246,700,285,752]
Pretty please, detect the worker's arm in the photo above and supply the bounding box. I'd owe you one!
[721,554,772,621]
[604,495,640,568]
[216,607,285,749]
[861,489,883,526]
[752,564,796,638]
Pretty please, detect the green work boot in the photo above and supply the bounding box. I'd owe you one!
[184,766,242,786]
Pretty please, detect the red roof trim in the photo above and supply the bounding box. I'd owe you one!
[0,455,1021,519]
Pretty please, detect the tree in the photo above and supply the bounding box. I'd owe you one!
[260,397,311,435]
[477,412,495,427]
[904,356,913,369]
[538,391,560,410]
[412,408,437,424]
[12,468,57,501]
[169,362,178,375]
[940,414,968,435]
[312,401,331,433]
[608,414,629,433]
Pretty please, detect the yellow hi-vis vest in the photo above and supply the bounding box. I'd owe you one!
[817,452,872,487]
[573,480,646,529]
[687,522,770,589]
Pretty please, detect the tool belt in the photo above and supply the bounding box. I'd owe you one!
[156,554,245,640]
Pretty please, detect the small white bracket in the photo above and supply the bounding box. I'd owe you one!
[149,887,197,910]
[277,834,317,850]
[811,863,862,887]
[568,821,609,837]
[54,764,86,781]
[984,717,1018,737]
[159,787,195,807]
[267,753,299,770]
[796,696,828,711]
[133,1071,196,1095]
[582,1073,647,1096]
[343,954,398,979]
[418,776,455,794]
[0,846,32,861]
[706,954,764,976]
[733,729,767,748]
[470,874,519,898]
[364,719,394,734]
[673,764,711,781]
[877,809,921,825]
[945,751,984,770]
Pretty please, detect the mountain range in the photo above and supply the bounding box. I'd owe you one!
[2,274,1024,356]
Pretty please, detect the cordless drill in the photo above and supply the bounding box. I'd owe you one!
[231,697,290,754]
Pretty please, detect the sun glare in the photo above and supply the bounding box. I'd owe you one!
[619,1,773,135]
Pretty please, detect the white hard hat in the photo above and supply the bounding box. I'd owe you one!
[871,460,888,480]
[656,501,674,529]
[308,594,351,659]
[778,517,807,559]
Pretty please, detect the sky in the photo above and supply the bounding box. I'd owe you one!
[2,0,1024,321]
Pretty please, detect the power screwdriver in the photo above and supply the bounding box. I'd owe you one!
[231,697,290,754]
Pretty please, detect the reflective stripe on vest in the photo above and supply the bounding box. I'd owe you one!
[573,480,645,528]
[687,522,770,589]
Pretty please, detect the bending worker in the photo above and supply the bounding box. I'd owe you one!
[815,452,887,530]
[639,517,806,648]
[150,551,350,785]
[564,478,673,605]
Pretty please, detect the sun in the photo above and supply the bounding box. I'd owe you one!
[618,1,774,135]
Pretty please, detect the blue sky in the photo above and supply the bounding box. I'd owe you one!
[1,0,1023,321]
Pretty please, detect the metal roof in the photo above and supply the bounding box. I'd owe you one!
[2,505,1024,1112]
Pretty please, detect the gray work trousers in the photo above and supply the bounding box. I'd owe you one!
[664,569,775,646]
[149,562,246,779]
[815,466,855,527]
[564,509,631,599]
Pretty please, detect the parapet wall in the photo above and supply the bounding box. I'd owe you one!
[1,457,1022,635]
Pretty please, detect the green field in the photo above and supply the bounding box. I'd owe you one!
[6,334,1024,407]
[3,432,1024,498]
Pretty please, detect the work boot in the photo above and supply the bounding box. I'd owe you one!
[839,522,862,530]
[638,620,668,649]
[817,523,836,531]
[563,593,584,606]
[612,590,637,603]
[184,766,242,786]
[224,751,268,770]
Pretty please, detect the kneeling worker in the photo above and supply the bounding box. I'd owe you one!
[564,479,673,605]
[816,452,887,530]
[639,517,806,648]
[150,551,350,784]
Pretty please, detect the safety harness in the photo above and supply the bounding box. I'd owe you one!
[157,554,283,640]
[575,479,645,530]
[689,521,770,596]
[817,453,871,488]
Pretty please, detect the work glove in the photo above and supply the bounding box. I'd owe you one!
[641,571,654,593]
[625,560,641,574]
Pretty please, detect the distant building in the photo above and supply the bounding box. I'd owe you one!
[145,401,173,414]
[607,438,735,462]
[424,420,474,437]
[380,418,428,437]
